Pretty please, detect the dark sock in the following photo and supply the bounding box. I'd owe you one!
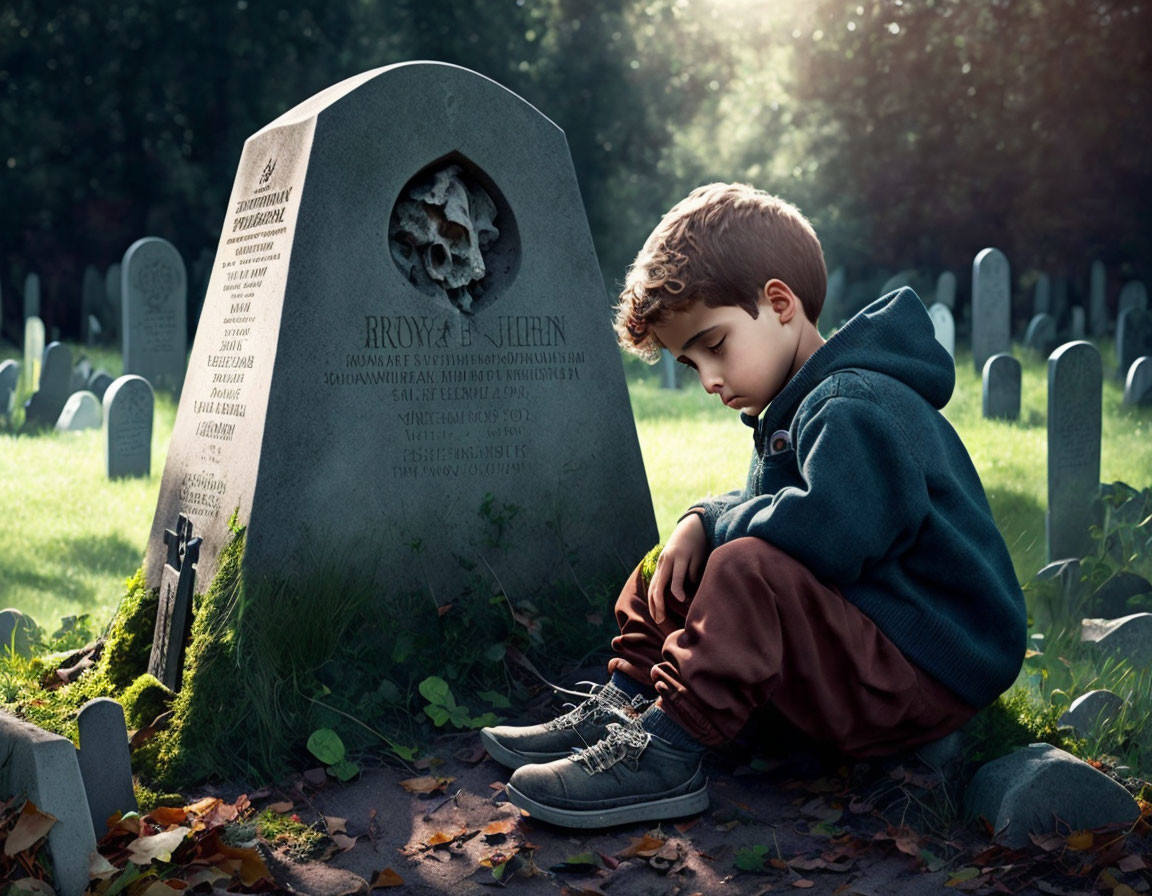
[609,670,657,701]
[640,705,705,754]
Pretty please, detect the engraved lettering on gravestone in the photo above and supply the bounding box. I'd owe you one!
[389,163,503,314]
[148,515,203,691]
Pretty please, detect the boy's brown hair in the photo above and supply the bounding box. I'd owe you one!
[615,183,827,361]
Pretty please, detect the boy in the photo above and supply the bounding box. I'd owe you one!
[481,183,1026,829]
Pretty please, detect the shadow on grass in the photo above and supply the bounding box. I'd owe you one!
[62,532,144,577]
[0,534,142,610]
[986,486,1046,583]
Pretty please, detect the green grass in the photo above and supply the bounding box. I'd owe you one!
[0,343,178,627]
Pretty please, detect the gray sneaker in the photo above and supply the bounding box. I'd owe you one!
[504,719,708,828]
[480,682,649,770]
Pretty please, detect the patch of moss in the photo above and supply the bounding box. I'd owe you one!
[133,784,185,813]
[639,542,663,587]
[966,687,1083,764]
[98,568,159,690]
[255,809,328,860]
[121,673,173,730]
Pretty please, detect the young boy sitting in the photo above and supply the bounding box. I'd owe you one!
[481,183,1026,829]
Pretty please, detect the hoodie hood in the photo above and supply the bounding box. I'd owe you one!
[744,287,955,439]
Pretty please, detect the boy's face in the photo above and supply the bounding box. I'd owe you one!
[652,281,803,418]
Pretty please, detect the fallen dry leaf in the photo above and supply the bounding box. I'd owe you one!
[4,801,56,857]
[139,881,184,895]
[126,827,192,865]
[88,852,119,880]
[371,867,405,889]
[1064,830,1093,851]
[325,815,348,835]
[425,831,455,847]
[1118,853,1147,872]
[617,833,665,858]
[400,775,455,795]
[266,801,294,813]
[332,833,358,852]
[148,806,188,827]
[793,880,815,889]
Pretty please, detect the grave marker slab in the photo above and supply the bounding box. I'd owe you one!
[1024,312,1058,355]
[935,271,956,310]
[0,360,19,416]
[1081,612,1152,669]
[24,341,72,427]
[1047,341,1102,562]
[928,302,955,359]
[148,515,202,690]
[1124,357,1152,406]
[0,608,37,656]
[77,697,137,836]
[122,237,187,392]
[22,272,39,320]
[55,390,103,431]
[972,248,1011,372]
[103,375,154,478]
[1069,306,1086,340]
[144,62,658,607]
[23,315,44,392]
[1089,260,1108,336]
[1031,273,1051,318]
[1115,307,1152,380]
[1118,280,1148,317]
[982,353,1021,420]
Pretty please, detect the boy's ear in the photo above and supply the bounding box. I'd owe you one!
[761,279,799,323]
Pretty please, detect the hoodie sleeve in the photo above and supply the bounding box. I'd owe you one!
[681,490,743,546]
[711,391,930,582]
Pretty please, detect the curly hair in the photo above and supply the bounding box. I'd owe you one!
[614,183,827,361]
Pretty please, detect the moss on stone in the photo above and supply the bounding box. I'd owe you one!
[121,673,173,730]
[639,542,663,587]
[99,568,159,690]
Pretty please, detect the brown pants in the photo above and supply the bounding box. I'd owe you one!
[608,538,976,755]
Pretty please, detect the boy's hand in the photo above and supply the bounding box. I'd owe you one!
[647,513,707,624]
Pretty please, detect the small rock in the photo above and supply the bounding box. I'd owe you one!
[0,609,39,657]
[1058,689,1124,736]
[1081,612,1152,667]
[965,743,1140,848]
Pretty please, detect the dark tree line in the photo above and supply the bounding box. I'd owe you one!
[1,0,1149,340]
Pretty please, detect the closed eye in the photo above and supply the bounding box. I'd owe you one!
[706,337,725,354]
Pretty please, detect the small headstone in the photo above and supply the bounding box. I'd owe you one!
[104,262,122,342]
[1058,689,1124,737]
[76,698,137,835]
[1069,305,1086,340]
[55,390,103,431]
[0,712,97,896]
[1123,356,1152,406]
[982,353,1020,420]
[1081,612,1152,668]
[659,349,679,389]
[0,608,38,656]
[1118,280,1148,317]
[1031,273,1051,317]
[88,368,115,403]
[1089,260,1108,337]
[1046,341,1102,562]
[103,375,154,478]
[122,236,188,392]
[1023,312,1058,355]
[1115,306,1152,380]
[928,303,955,359]
[0,360,19,417]
[82,265,102,344]
[971,248,1011,372]
[965,743,1139,848]
[22,315,45,392]
[148,515,203,691]
[24,341,73,427]
[935,271,956,310]
[22,271,40,320]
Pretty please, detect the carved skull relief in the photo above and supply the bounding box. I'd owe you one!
[389,164,500,313]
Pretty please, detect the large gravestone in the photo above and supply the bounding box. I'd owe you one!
[982,353,1021,421]
[1124,357,1152,406]
[104,375,154,479]
[24,341,72,427]
[1047,342,1102,563]
[1089,260,1108,337]
[23,272,40,321]
[971,248,1011,372]
[928,303,955,359]
[1115,307,1152,380]
[143,63,658,604]
[122,237,188,392]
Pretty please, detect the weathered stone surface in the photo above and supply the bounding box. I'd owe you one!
[24,341,72,427]
[0,710,97,896]
[0,359,19,416]
[122,236,187,392]
[982,353,1020,420]
[972,248,1011,372]
[965,743,1140,848]
[1124,356,1152,406]
[77,698,137,836]
[935,270,956,310]
[55,390,103,431]
[928,303,955,359]
[1081,613,1152,667]
[1023,312,1057,355]
[1059,689,1124,736]
[103,375,154,479]
[0,608,38,656]
[143,62,657,606]
[1046,342,1101,562]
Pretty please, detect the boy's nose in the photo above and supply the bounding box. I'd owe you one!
[701,372,723,393]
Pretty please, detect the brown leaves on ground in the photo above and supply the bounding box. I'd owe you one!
[0,798,56,890]
[398,775,455,795]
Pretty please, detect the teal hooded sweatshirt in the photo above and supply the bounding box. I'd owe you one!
[692,288,1026,708]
